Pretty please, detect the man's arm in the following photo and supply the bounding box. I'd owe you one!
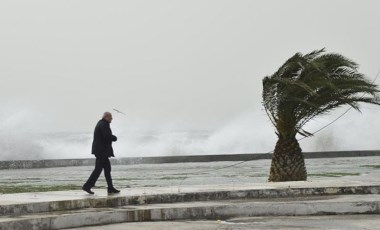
[100,122,117,142]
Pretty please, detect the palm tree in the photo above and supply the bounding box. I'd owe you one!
[262,49,380,182]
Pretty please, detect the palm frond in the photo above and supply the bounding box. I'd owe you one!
[262,49,380,139]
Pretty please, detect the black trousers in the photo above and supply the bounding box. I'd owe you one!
[84,156,113,188]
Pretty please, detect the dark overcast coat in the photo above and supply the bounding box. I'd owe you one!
[91,119,117,157]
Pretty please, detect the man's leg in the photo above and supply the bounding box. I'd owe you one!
[104,157,120,193]
[103,157,113,188]
[83,157,104,189]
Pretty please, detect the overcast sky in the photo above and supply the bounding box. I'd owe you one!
[1,0,380,134]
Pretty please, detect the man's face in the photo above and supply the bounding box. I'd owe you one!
[104,114,113,123]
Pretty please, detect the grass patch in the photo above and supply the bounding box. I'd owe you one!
[246,174,268,177]
[158,176,187,180]
[308,172,360,177]
[172,172,207,176]
[360,165,380,169]
[0,181,29,185]
[220,175,239,178]
[0,185,81,194]
[114,178,144,181]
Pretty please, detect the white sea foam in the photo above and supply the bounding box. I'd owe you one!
[0,107,380,160]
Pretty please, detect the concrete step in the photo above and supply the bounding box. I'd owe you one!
[1,182,380,216]
[1,194,380,230]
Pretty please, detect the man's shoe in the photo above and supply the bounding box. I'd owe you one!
[82,186,94,195]
[108,187,120,194]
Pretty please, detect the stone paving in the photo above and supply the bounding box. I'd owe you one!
[1,156,380,229]
[1,181,380,229]
[1,156,380,194]
[1,180,377,207]
[1,173,380,229]
[67,215,380,230]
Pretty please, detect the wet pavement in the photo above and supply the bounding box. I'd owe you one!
[0,156,379,193]
[68,215,380,230]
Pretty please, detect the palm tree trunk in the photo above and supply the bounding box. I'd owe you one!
[268,137,307,182]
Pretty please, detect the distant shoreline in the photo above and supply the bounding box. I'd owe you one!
[1,150,380,170]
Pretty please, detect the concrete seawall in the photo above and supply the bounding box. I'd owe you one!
[1,181,380,229]
[0,150,379,170]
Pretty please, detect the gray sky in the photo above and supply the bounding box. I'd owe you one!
[1,0,380,134]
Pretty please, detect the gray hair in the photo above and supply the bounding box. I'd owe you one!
[103,112,112,118]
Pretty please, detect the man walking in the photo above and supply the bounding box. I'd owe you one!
[83,112,120,194]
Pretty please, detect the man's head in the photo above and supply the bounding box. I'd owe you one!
[103,112,113,123]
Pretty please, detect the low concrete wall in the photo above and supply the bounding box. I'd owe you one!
[0,150,379,170]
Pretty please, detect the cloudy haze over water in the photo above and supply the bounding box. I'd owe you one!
[1,0,380,160]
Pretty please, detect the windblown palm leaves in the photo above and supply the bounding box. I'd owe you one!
[263,49,380,181]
